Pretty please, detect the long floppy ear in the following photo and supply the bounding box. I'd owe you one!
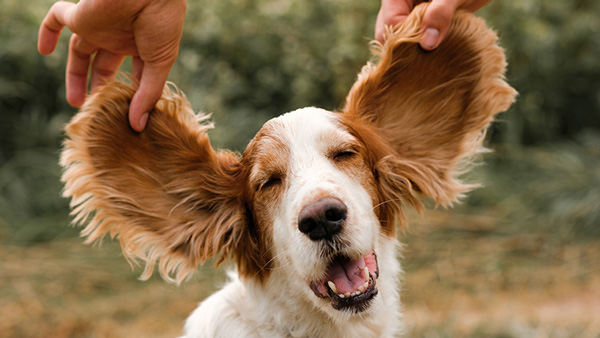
[61,81,263,283]
[343,3,517,207]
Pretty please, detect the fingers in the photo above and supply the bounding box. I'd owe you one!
[420,0,458,50]
[128,60,171,132]
[420,0,488,50]
[38,1,75,55]
[66,35,125,107]
[459,0,489,13]
[375,0,413,42]
[66,34,97,107]
[132,56,144,83]
[128,0,185,132]
[376,0,488,50]
[39,1,98,107]
[90,50,125,93]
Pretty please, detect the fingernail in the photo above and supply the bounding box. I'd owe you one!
[138,113,149,130]
[422,28,440,49]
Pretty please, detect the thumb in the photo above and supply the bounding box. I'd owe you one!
[420,1,457,50]
[128,59,171,132]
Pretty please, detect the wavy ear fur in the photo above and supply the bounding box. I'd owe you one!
[61,5,515,281]
[61,82,265,283]
[343,4,517,209]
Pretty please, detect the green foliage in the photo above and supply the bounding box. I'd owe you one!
[1,0,75,243]
[481,1,600,144]
[172,0,379,150]
[1,0,599,244]
[466,131,600,240]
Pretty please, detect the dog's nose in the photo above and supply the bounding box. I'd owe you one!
[298,197,347,241]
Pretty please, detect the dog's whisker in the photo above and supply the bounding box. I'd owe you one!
[255,247,293,276]
[371,199,404,211]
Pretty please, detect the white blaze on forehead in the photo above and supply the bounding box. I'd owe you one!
[249,107,354,184]
[273,107,354,163]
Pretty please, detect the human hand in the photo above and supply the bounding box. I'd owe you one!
[375,0,489,50]
[38,0,187,132]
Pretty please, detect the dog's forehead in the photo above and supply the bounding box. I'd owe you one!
[244,108,356,178]
[251,107,354,154]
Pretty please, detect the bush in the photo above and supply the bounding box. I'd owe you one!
[1,0,598,244]
[481,1,600,145]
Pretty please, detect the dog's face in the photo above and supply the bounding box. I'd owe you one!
[243,108,385,314]
[60,3,516,324]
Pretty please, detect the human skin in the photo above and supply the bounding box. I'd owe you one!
[375,0,489,49]
[38,0,487,131]
[38,0,187,132]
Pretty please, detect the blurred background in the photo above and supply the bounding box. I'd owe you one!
[1,0,599,337]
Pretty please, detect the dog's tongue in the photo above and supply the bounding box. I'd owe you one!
[309,253,379,298]
[326,256,367,295]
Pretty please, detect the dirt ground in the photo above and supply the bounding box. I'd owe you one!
[2,210,599,338]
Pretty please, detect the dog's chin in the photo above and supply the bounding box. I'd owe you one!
[308,252,379,314]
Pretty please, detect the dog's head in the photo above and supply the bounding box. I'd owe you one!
[61,5,515,317]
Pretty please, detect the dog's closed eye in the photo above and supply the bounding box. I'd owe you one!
[332,150,358,161]
[257,175,283,191]
[328,145,360,162]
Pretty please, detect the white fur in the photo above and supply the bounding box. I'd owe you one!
[182,108,403,337]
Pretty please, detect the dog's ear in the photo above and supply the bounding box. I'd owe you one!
[61,82,266,283]
[343,3,516,207]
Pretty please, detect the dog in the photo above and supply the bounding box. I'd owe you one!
[60,4,515,337]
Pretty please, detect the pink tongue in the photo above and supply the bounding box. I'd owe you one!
[327,256,366,294]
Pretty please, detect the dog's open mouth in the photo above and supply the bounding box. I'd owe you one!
[309,252,379,313]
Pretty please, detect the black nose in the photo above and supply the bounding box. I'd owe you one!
[298,197,347,241]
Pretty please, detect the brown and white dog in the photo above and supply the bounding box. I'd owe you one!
[60,5,515,337]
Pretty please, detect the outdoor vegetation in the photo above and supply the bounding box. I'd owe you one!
[1,0,599,337]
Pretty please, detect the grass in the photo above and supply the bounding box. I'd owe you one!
[1,137,599,337]
[1,207,599,337]
[0,239,228,338]
[401,209,600,337]
[2,0,599,336]
[2,140,600,337]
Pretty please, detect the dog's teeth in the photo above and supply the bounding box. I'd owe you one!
[327,281,338,294]
[328,267,373,299]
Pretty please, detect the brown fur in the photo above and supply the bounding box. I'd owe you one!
[61,83,271,283]
[343,4,516,209]
[60,3,515,284]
